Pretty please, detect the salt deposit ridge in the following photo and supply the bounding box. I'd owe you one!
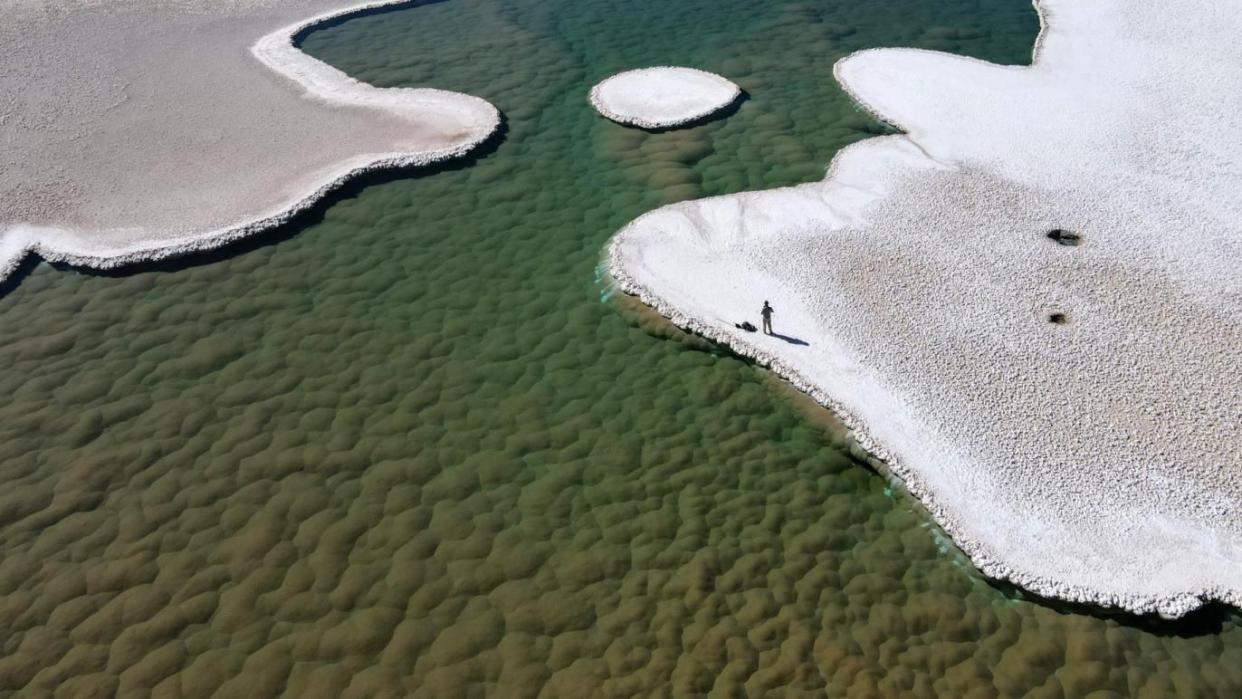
[0,0,500,280]
[589,67,740,129]
[609,0,1242,617]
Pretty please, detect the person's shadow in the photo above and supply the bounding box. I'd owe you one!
[769,332,809,346]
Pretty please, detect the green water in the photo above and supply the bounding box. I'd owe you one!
[1,0,1239,696]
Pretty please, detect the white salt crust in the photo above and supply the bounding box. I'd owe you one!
[589,67,740,129]
[608,0,1242,618]
[0,0,500,280]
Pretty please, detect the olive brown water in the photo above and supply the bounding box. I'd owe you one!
[1,0,1239,696]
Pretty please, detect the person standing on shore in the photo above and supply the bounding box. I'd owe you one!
[761,300,774,335]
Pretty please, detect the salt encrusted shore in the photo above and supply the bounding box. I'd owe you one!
[0,0,500,281]
[589,67,740,129]
[609,0,1242,618]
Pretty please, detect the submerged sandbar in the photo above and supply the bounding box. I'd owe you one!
[609,0,1242,617]
[0,0,500,280]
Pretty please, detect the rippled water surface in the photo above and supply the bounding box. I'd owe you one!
[2,0,1239,696]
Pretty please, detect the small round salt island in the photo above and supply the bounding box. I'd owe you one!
[589,67,741,129]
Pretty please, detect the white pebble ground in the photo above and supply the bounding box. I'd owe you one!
[609,0,1242,617]
[589,67,740,129]
[0,0,500,280]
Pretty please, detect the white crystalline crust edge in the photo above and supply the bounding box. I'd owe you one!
[607,0,1237,619]
[607,207,1223,621]
[588,66,741,130]
[0,0,500,283]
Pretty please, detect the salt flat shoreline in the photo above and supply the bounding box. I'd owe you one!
[609,0,1242,618]
[0,0,500,282]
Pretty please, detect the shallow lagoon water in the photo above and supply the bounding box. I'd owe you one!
[1,0,1240,696]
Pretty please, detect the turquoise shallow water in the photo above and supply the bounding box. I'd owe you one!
[1,0,1240,696]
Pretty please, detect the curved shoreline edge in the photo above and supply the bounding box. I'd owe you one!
[0,0,500,285]
[606,196,1222,621]
[606,0,1241,619]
